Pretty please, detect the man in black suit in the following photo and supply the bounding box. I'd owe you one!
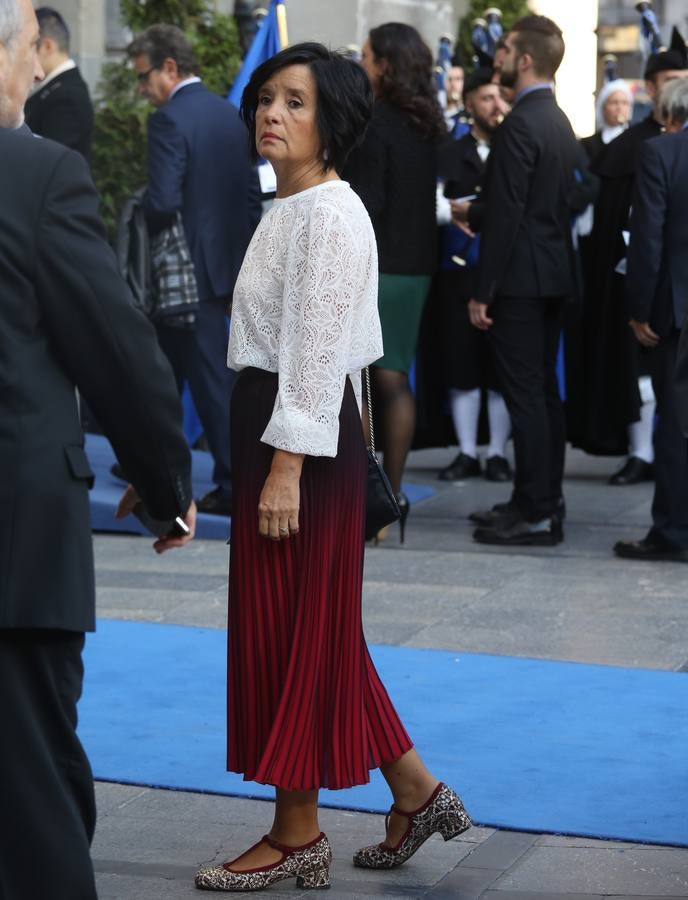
[0,0,195,896]
[128,25,262,517]
[24,6,93,161]
[576,32,687,481]
[614,78,688,562]
[456,15,579,545]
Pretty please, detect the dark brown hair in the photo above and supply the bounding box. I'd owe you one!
[128,24,199,77]
[368,22,445,140]
[510,15,565,80]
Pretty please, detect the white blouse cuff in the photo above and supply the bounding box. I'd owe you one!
[261,409,339,458]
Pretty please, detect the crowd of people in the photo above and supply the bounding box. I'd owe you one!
[2,1,688,897]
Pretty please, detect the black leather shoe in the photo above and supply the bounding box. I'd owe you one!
[470,497,566,526]
[474,516,563,546]
[437,452,481,481]
[608,457,654,486]
[469,501,518,527]
[613,534,688,562]
[484,455,512,482]
[110,462,127,481]
[196,486,232,516]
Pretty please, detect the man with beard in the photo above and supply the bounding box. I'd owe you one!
[454,15,580,545]
[573,30,688,482]
[436,68,512,482]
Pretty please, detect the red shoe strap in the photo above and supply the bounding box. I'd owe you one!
[263,832,325,855]
[389,782,443,820]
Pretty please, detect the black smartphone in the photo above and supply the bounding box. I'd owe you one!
[132,502,190,539]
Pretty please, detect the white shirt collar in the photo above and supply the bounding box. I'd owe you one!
[169,76,201,100]
[35,58,77,91]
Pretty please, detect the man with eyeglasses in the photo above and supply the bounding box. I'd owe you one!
[128,24,262,518]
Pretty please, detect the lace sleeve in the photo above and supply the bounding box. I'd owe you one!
[261,199,363,456]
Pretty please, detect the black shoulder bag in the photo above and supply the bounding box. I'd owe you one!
[364,366,401,541]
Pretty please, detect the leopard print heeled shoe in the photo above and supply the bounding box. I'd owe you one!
[195,832,332,892]
[353,783,471,869]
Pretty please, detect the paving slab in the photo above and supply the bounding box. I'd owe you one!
[89,445,688,899]
[491,845,688,895]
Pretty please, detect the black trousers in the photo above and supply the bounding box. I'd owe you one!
[649,329,688,548]
[488,296,566,521]
[156,296,235,494]
[0,629,97,900]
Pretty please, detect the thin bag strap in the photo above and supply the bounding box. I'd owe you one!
[364,366,375,454]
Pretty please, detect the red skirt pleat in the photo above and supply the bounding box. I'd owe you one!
[227,368,412,791]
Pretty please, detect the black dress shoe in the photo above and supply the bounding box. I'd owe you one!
[608,457,654,486]
[110,462,127,481]
[474,516,563,546]
[484,455,512,482]
[470,497,566,526]
[437,452,481,481]
[613,533,688,562]
[196,486,232,516]
[469,501,518,527]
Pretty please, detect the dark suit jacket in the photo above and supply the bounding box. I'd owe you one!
[626,130,688,337]
[24,66,93,163]
[580,130,604,164]
[440,130,486,203]
[144,82,261,302]
[475,88,580,305]
[0,128,192,632]
[677,321,688,437]
[439,131,488,290]
[344,101,438,276]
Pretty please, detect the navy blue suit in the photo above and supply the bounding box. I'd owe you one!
[145,81,261,495]
[626,129,688,547]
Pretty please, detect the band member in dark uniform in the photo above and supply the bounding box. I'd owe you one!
[436,67,512,482]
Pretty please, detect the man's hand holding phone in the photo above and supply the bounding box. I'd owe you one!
[116,484,196,554]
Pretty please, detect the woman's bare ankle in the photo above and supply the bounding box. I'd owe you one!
[392,777,440,812]
[267,827,321,848]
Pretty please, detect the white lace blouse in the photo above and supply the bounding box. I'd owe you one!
[228,180,383,457]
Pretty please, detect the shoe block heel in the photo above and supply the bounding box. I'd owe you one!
[296,866,331,889]
[437,813,471,842]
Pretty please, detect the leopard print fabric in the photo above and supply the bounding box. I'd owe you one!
[353,783,471,870]
[195,833,332,892]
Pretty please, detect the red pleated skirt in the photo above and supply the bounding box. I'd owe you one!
[227,368,412,791]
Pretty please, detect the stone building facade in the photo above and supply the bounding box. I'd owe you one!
[58,0,469,95]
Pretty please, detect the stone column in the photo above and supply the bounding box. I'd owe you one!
[45,0,107,93]
[529,0,599,137]
[284,0,468,59]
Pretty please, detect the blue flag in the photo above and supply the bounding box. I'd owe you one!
[228,0,286,108]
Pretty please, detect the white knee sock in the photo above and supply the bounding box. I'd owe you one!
[486,390,511,458]
[449,388,480,458]
[627,376,655,464]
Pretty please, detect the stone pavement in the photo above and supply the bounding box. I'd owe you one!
[90,447,688,899]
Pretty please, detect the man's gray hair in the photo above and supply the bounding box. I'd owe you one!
[660,77,688,126]
[0,0,22,48]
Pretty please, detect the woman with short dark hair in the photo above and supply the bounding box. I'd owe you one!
[194,42,470,894]
[344,23,446,542]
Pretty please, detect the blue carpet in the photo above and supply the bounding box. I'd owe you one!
[85,434,434,541]
[80,619,688,847]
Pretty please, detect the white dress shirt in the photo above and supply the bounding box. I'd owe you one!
[228,180,383,457]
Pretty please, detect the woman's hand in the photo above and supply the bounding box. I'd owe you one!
[258,450,304,540]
